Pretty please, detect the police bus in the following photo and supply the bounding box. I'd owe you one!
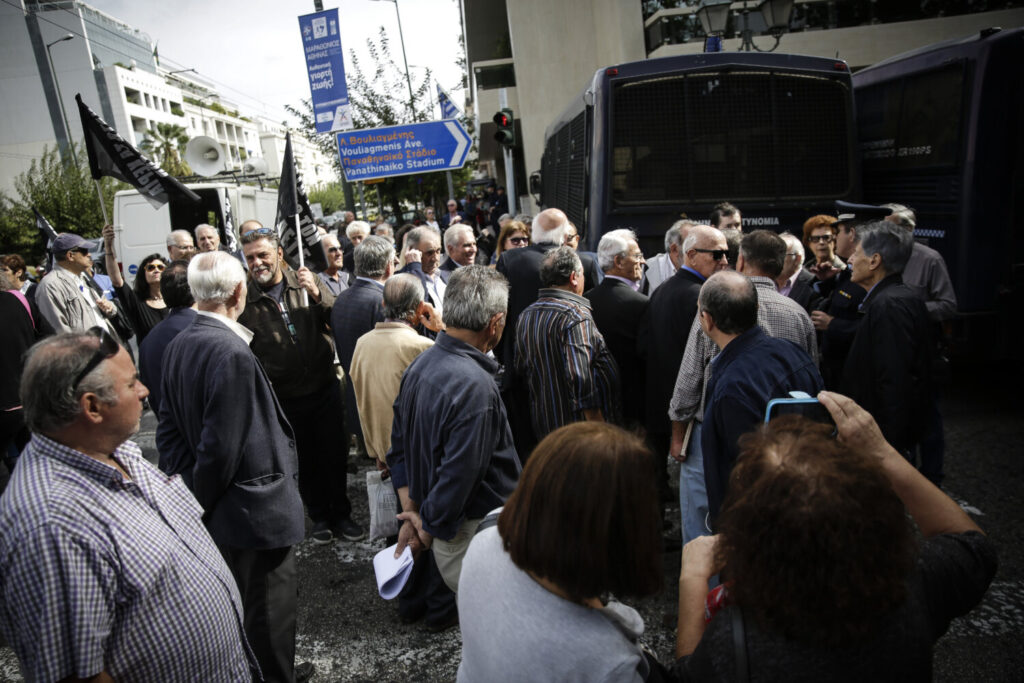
[532,51,860,254]
[852,27,1023,323]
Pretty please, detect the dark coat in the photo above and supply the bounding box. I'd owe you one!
[439,212,466,230]
[330,278,386,441]
[138,307,197,415]
[841,274,934,453]
[397,261,452,311]
[584,278,648,427]
[156,314,305,550]
[787,269,823,315]
[496,244,602,368]
[439,257,461,274]
[638,267,704,438]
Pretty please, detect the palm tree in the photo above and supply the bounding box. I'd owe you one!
[140,122,192,176]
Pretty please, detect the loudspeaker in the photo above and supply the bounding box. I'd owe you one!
[184,136,225,177]
[242,157,268,176]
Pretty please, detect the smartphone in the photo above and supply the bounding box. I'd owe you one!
[764,391,836,434]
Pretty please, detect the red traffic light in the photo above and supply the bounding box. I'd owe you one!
[494,112,511,127]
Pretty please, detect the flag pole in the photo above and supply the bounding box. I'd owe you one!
[94,179,110,225]
[294,212,308,307]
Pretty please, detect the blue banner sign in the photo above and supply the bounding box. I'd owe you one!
[298,8,353,133]
[335,120,471,182]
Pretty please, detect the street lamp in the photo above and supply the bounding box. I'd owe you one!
[45,33,78,166]
[371,0,416,120]
[697,0,794,52]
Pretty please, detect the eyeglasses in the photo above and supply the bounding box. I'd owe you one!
[146,263,166,272]
[72,326,119,390]
[509,237,529,245]
[809,234,834,243]
[243,227,275,238]
[693,248,729,261]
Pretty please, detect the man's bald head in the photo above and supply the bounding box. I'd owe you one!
[531,208,569,246]
[699,270,758,335]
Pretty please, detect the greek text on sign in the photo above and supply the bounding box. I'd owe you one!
[298,8,353,133]
[335,120,471,182]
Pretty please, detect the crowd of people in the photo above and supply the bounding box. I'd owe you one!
[0,196,997,681]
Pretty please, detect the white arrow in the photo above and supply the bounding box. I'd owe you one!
[445,121,469,166]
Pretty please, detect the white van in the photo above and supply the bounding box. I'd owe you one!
[112,183,277,285]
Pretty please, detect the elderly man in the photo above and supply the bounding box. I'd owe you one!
[585,229,647,429]
[236,227,362,546]
[842,221,934,458]
[441,224,477,273]
[156,252,311,683]
[317,232,351,297]
[166,229,196,262]
[697,271,823,524]
[644,219,699,294]
[138,260,195,414]
[439,199,465,230]
[331,236,398,464]
[195,223,222,253]
[515,247,621,444]
[3,329,255,681]
[399,226,449,315]
[36,232,120,335]
[390,266,521,593]
[639,224,728,498]
[777,232,821,314]
[668,230,817,544]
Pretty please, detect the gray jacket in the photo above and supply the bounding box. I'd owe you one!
[35,265,105,333]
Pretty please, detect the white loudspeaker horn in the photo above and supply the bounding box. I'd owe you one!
[185,136,225,177]
[242,157,268,176]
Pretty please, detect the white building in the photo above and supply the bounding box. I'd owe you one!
[0,0,337,197]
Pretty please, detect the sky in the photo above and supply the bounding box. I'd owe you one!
[87,0,466,125]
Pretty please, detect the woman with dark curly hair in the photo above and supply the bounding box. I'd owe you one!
[457,422,665,682]
[102,225,169,343]
[673,392,997,681]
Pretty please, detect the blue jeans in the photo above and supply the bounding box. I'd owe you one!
[680,422,711,545]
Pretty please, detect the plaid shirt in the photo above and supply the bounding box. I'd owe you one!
[668,277,818,423]
[0,435,255,682]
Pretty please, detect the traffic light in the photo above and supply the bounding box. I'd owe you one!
[493,108,515,148]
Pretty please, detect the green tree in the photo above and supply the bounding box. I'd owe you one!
[139,122,192,177]
[308,183,348,216]
[0,143,128,263]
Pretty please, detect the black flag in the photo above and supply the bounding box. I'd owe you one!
[275,132,326,271]
[32,206,59,247]
[76,94,200,209]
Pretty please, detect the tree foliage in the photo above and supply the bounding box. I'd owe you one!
[139,122,192,177]
[286,26,472,219]
[0,144,128,263]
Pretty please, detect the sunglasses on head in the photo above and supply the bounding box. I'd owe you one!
[243,227,276,238]
[693,248,729,261]
[72,326,119,390]
[146,263,166,272]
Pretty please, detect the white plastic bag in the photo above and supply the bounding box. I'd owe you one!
[367,469,399,541]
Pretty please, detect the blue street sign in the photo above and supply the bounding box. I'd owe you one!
[298,8,353,134]
[335,120,471,182]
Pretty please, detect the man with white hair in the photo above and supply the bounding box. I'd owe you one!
[441,224,477,273]
[195,224,222,253]
[585,229,647,429]
[777,231,820,313]
[156,251,311,683]
[643,219,699,294]
[166,229,196,262]
[317,233,350,297]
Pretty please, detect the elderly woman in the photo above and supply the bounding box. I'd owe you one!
[458,422,665,682]
[674,392,997,681]
[102,225,168,343]
[802,214,846,273]
[490,220,530,266]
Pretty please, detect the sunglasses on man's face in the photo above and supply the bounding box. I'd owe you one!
[693,248,729,261]
[72,326,120,390]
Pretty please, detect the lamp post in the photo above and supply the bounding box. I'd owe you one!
[697,0,794,53]
[45,33,78,166]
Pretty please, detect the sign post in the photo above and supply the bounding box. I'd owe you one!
[298,8,353,133]
[335,120,471,183]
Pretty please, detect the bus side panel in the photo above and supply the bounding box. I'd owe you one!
[114,195,171,287]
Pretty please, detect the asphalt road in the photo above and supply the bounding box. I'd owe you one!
[1,368,1021,681]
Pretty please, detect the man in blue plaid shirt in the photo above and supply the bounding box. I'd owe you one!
[0,330,255,682]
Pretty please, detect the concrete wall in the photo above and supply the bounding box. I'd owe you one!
[504,0,645,181]
[649,9,1024,70]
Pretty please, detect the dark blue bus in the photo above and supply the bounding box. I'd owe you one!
[534,51,860,254]
[853,27,1024,318]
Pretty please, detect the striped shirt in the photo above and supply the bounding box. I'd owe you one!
[668,276,819,423]
[514,288,622,438]
[0,435,254,682]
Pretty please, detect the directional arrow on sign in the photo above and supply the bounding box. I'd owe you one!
[335,120,472,183]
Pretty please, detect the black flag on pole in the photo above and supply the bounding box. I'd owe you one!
[75,94,200,209]
[32,206,59,247]
[275,132,326,271]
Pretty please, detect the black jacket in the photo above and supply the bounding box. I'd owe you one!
[584,278,648,428]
